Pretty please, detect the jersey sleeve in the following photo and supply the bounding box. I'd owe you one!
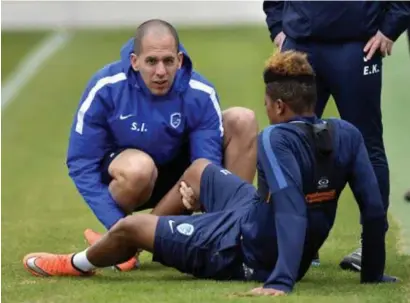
[263,1,284,41]
[67,75,126,229]
[189,90,223,166]
[380,1,410,41]
[257,126,307,293]
[348,128,387,283]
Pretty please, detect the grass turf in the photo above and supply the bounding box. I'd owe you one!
[2,26,409,303]
[1,30,50,80]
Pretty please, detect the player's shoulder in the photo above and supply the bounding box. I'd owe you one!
[187,71,218,100]
[326,117,362,141]
[258,124,293,150]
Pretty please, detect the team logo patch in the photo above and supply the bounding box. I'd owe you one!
[176,223,194,236]
[170,112,181,129]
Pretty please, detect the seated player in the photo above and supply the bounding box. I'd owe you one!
[23,50,397,296]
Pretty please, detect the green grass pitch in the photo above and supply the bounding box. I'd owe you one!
[2,26,410,303]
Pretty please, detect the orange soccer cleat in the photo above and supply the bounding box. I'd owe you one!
[23,253,94,277]
[83,228,139,271]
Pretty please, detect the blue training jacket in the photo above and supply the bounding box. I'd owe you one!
[67,38,224,229]
[241,116,386,293]
[263,1,410,42]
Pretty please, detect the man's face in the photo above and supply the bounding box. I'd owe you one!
[131,33,183,96]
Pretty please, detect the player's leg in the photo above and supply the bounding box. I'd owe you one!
[152,158,257,216]
[23,210,245,280]
[318,42,388,271]
[282,38,332,118]
[101,148,158,214]
[85,145,191,267]
[23,214,158,277]
[152,211,245,280]
[408,26,410,53]
[84,148,158,270]
[221,107,258,184]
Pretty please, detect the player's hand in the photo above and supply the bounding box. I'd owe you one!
[179,181,199,211]
[364,30,393,61]
[248,287,286,297]
[274,31,286,51]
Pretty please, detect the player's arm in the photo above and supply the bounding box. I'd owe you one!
[67,77,126,230]
[257,127,307,293]
[348,129,388,283]
[263,1,284,42]
[189,90,223,166]
[380,1,410,41]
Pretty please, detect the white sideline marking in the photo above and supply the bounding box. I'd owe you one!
[1,31,72,109]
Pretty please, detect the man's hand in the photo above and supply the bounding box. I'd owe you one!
[274,31,286,51]
[179,181,200,211]
[248,287,286,297]
[364,30,393,61]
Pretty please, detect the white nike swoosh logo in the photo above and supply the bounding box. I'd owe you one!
[168,220,175,233]
[119,114,134,120]
[351,263,361,271]
[26,257,50,276]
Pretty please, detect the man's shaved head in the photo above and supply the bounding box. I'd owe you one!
[130,19,183,96]
[134,19,180,55]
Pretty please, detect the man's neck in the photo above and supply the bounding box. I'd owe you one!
[284,111,315,122]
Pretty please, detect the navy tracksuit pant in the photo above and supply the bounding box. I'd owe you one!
[408,26,410,52]
[282,38,390,222]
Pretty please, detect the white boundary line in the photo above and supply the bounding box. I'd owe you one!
[1,30,72,109]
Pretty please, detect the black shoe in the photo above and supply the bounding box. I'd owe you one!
[339,247,361,272]
[311,252,320,267]
[405,190,410,202]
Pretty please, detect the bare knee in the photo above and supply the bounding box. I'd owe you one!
[109,217,135,243]
[222,107,258,147]
[110,214,157,251]
[221,108,258,183]
[108,149,158,213]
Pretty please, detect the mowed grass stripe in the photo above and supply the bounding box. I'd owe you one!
[1,30,50,79]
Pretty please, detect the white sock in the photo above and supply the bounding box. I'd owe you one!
[72,249,96,272]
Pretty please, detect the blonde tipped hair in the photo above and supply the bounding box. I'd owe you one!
[263,50,317,114]
[264,50,314,77]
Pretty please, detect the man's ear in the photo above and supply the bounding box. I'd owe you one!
[130,53,139,71]
[276,99,286,115]
[177,52,183,69]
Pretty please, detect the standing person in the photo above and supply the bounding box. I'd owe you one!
[263,1,410,270]
[66,19,258,271]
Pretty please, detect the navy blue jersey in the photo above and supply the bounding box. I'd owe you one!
[66,38,223,229]
[263,1,410,42]
[240,116,386,292]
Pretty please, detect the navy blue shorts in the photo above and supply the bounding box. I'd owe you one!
[100,145,191,211]
[152,164,257,280]
[199,164,257,212]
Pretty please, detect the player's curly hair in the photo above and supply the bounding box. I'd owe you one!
[264,50,317,114]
